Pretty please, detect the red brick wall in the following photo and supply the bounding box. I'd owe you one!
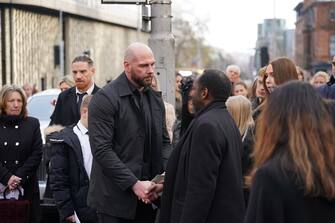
[295,1,335,68]
[313,3,335,61]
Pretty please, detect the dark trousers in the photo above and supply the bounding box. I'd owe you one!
[97,202,156,223]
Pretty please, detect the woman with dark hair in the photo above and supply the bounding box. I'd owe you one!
[296,66,305,81]
[245,81,335,223]
[0,85,43,223]
[172,75,195,147]
[250,67,266,110]
[233,81,249,98]
[263,57,298,94]
[180,76,195,135]
[253,57,299,120]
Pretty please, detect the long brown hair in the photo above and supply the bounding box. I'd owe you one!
[264,57,298,95]
[252,81,335,199]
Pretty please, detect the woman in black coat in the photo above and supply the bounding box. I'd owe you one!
[0,85,43,223]
[245,81,335,223]
[172,75,195,148]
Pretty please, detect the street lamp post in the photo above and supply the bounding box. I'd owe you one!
[101,0,175,104]
[149,0,175,104]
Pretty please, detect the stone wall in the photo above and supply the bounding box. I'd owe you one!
[1,7,60,89]
[0,5,149,89]
[65,16,149,87]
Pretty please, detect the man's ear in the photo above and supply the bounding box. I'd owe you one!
[124,61,130,73]
[201,87,209,100]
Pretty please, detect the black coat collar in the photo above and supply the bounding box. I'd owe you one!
[195,100,227,118]
[116,72,161,98]
[0,114,25,125]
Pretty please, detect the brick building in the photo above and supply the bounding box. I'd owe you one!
[0,0,149,89]
[295,0,335,74]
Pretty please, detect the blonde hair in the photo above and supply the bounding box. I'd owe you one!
[312,71,329,83]
[59,75,75,87]
[80,95,93,110]
[0,85,27,117]
[226,95,254,139]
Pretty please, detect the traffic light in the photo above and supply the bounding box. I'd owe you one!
[260,47,269,67]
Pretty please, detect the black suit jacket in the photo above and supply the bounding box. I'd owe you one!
[87,73,171,219]
[49,127,97,223]
[50,85,100,126]
[160,101,245,223]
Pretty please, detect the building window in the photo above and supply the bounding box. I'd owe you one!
[330,9,335,21]
[330,35,335,56]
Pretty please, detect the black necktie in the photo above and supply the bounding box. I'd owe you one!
[77,92,87,113]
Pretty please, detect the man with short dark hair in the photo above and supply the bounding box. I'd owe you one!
[87,43,171,223]
[50,55,100,126]
[159,69,245,223]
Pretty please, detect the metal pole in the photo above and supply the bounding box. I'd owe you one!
[149,0,175,105]
[136,2,141,41]
[59,11,64,77]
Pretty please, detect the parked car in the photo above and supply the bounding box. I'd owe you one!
[27,88,60,144]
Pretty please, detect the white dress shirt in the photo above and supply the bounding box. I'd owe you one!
[76,83,94,101]
[73,121,92,179]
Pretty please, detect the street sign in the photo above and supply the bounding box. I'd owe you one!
[101,0,147,4]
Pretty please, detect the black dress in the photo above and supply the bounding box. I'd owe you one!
[245,158,335,223]
[0,114,43,223]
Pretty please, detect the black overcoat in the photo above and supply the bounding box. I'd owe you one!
[244,158,335,223]
[0,114,43,223]
[49,85,100,126]
[160,101,245,223]
[87,73,171,219]
[317,75,335,99]
[49,127,97,223]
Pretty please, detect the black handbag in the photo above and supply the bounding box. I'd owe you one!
[0,187,30,223]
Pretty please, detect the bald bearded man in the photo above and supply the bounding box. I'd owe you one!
[87,43,171,223]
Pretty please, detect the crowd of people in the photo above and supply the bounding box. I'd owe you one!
[1,42,335,223]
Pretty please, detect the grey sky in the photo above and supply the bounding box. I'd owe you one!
[173,0,302,54]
